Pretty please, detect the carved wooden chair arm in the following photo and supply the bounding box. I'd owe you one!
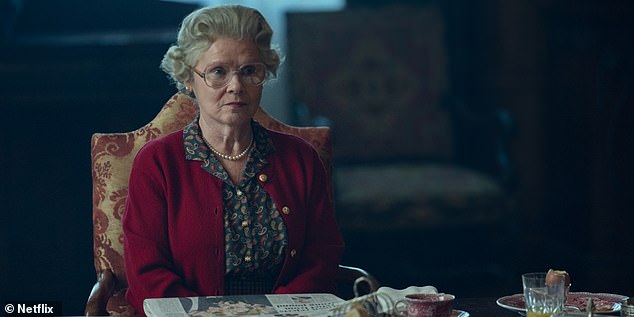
[85,270,116,316]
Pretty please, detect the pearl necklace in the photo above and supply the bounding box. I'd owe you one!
[202,134,254,161]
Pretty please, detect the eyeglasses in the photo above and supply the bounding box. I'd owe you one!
[190,63,267,89]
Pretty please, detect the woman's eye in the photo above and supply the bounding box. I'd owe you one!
[241,65,257,75]
[208,67,227,77]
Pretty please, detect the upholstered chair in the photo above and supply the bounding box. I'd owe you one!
[86,92,378,316]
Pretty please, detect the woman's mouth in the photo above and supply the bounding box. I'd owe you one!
[225,101,246,107]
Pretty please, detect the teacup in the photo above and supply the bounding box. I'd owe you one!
[395,293,455,317]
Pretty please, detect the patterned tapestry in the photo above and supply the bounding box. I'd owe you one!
[287,5,452,163]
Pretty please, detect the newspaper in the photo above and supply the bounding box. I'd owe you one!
[143,293,346,317]
[143,286,439,317]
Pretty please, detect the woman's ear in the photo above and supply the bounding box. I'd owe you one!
[184,79,195,95]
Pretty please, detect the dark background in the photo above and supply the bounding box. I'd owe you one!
[1,0,633,315]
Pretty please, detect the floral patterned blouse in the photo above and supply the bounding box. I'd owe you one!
[183,118,288,294]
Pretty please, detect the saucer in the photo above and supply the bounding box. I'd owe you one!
[452,309,469,317]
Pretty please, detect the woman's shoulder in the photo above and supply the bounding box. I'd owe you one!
[135,129,184,159]
[262,128,325,170]
[265,128,315,154]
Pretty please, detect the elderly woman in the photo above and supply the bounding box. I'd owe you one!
[122,5,344,316]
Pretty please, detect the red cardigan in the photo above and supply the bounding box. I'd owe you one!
[123,127,344,316]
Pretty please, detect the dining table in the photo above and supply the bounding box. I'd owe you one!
[453,297,518,317]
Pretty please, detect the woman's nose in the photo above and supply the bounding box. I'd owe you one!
[226,72,244,94]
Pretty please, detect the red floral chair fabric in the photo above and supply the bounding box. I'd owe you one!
[86,92,376,316]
